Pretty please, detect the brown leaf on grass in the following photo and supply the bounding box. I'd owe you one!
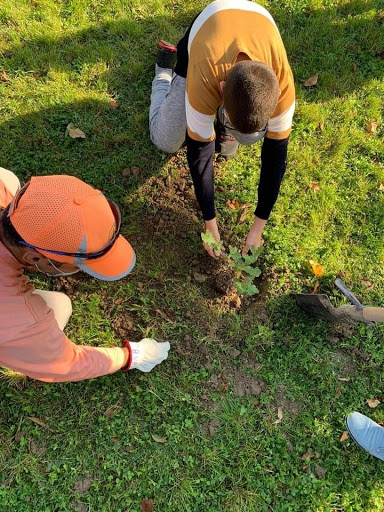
[131,166,141,177]
[103,407,118,418]
[366,120,378,134]
[309,260,324,277]
[227,198,241,210]
[312,281,320,294]
[273,407,283,424]
[308,183,321,191]
[151,434,167,444]
[340,430,350,442]
[347,45,359,51]
[66,123,86,139]
[361,280,374,290]
[121,167,131,177]
[114,297,124,305]
[335,388,342,399]
[304,73,318,87]
[74,475,92,494]
[109,100,120,109]
[351,63,356,73]
[0,71,9,82]
[337,377,351,382]
[27,417,56,433]
[301,449,315,460]
[315,464,326,479]
[367,398,381,408]
[317,121,324,131]
[140,499,154,512]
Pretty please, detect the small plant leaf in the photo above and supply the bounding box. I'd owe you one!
[244,266,261,278]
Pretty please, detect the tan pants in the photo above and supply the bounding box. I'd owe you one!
[0,168,72,331]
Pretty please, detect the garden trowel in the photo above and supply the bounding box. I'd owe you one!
[293,278,384,325]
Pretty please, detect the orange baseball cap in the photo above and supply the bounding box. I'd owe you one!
[8,175,136,281]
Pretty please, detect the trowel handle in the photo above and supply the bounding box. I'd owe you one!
[334,278,363,308]
[363,307,384,323]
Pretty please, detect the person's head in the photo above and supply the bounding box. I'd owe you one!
[223,61,280,135]
[1,175,136,280]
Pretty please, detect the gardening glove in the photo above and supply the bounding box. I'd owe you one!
[129,338,170,372]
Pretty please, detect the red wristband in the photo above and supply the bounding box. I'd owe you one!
[121,340,132,372]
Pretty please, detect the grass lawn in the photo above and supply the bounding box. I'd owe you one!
[0,0,384,510]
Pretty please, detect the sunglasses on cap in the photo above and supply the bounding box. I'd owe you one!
[8,187,121,261]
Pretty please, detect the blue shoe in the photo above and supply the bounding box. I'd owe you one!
[346,411,384,461]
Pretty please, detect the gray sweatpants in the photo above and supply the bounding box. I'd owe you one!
[149,65,187,154]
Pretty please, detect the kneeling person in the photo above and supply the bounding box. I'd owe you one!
[149,0,295,257]
[0,168,170,382]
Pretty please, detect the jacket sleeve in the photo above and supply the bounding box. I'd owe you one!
[255,136,289,220]
[186,133,216,221]
[0,312,126,383]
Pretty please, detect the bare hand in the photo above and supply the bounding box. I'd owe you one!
[203,218,222,258]
[242,217,267,255]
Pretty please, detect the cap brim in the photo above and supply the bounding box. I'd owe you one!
[76,235,136,281]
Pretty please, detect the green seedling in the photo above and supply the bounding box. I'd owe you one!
[201,231,262,296]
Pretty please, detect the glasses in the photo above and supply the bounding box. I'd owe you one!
[221,106,268,136]
[11,187,121,260]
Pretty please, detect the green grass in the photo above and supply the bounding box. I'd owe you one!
[0,0,384,510]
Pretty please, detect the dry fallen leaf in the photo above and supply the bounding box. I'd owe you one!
[304,73,318,87]
[140,499,154,512]
[103,407,118,418]
[309,260,324,277]
[361,280,374,290]
[367,398,381,408]
[315,464,326,479]
[151,434,167,444]
[131,166,141,177]
[308,183,321,191]
[27,417,56,433]
[312,281,320,294]
[340,430,350,442]
[347,45,359,51]
[109,100,120,109]
[227,198,241,210]
[317,121,324,131]
[121,168,131,177]
[337,377,351,382]
[335,388,342,399]
[366,119,377,134]
[273,407,283,424]
[0,71,9,83]
[66,123,86,139]
[301,449,315,460]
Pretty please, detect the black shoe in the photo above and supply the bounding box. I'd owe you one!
[156,40,177,69]
[214,118,239,160]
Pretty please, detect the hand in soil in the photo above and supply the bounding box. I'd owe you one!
[242,216,266,255]
[203,218,223,258]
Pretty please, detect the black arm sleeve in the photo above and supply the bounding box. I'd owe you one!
[186,133,216,221]
[255,136,289,220]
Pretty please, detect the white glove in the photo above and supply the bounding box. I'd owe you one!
[129,338,170,372]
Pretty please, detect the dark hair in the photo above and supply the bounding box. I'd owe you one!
[223,61,280,133]
[1,205,23,247]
